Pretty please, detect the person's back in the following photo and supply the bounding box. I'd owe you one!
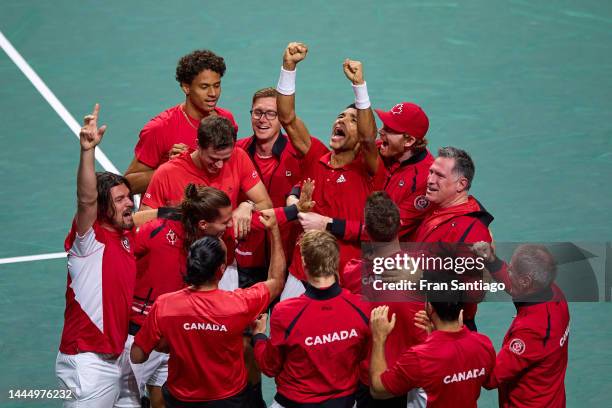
[253,230,370,407]
[257,283,369,404]
[132,213,286,406]
[385,327,495,407]
[148,283,270,401]
[370,282,495,408]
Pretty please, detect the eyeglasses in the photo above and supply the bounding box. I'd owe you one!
[250,109,278,120]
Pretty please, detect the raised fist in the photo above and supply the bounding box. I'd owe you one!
[283,42,308,70]
[343,59,364,85]
[80,103,107,151]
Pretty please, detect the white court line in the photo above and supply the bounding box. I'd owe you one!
[0,252,67,265]
[0,30,142,264]
[0,30,120,174]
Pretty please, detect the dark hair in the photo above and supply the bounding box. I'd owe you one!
[197,116,236,149]
[424,270,463,322]
[95,172,132,223]
[365,191,400,242]
[412,137,428,152]
[252,87,276,105]
[300,230,339,278]
[184,236,226,286]
[346,103,357,110]
[181,184,231,252]
[511,244,557,290]
[437,146,475,189]
[175,50,226,85]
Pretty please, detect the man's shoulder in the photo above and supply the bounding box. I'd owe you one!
[142,105,182,131]
[156,288,189,306]
[154,152,192,175]
[136,217,172,239]
[233,281,269,300]
[339,289,371,318]
[272,294,310,317]
[214,106,236,120]
[235,137,253,150]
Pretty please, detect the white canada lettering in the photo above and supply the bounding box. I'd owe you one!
[183,322,228,332]
[305,329,358,346]
[443,368,486,384]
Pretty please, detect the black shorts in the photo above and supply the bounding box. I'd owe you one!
[354,382,407,408]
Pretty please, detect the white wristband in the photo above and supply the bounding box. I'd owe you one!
[352,82,371,109]
[276,67,297,96]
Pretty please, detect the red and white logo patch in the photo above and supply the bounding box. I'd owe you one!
[121,237,131,252]
[391,103,404,115]
[286,170,292,177]
[252,170,258,179]
[509,338,526,355]
[166,229,177,246]
[414,195,430,211]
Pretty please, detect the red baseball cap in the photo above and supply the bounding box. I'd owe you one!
[375,102,429,139]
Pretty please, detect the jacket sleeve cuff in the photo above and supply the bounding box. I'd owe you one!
[157,206,180,220]
[282,204,299,221]
[326,218,346,238]
[251,333,269,347]
[287,186,301,198]
[487,257,505,274]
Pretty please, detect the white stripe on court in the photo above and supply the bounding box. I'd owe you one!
[0,30,120,174]
[0,252,67,265]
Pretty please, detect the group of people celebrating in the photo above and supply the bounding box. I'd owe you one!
[54,42,570,408]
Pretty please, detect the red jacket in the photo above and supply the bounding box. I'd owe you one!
[253,283,370,405]
[344,257,427,385]
[410,196,493,243]
[381,148,435,240]
[381,327,496,408]
[410,196,493,322]
[485,259,570,408]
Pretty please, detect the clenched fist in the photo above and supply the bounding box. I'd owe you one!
[343,59,365,85]
[283,42,308,70]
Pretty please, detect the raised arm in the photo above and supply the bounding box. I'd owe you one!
[343,59,379,176]
[276,42,313,157]
[259,211,286,299]
[369,306,397,399]
[76,104,107,235]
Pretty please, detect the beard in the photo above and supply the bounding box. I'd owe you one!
[112,211,134,230]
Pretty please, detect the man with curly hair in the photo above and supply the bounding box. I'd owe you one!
[125,49,238,194]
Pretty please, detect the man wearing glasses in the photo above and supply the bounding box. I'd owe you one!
[233,89,327,407]
[375,102,435,240]
[236,87,327,265]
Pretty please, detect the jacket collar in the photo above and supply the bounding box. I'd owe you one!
[246,133,287,158]
[305,281,342,300]
[514,286,554,308]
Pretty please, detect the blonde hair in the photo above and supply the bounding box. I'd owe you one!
[300,230,339,278]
